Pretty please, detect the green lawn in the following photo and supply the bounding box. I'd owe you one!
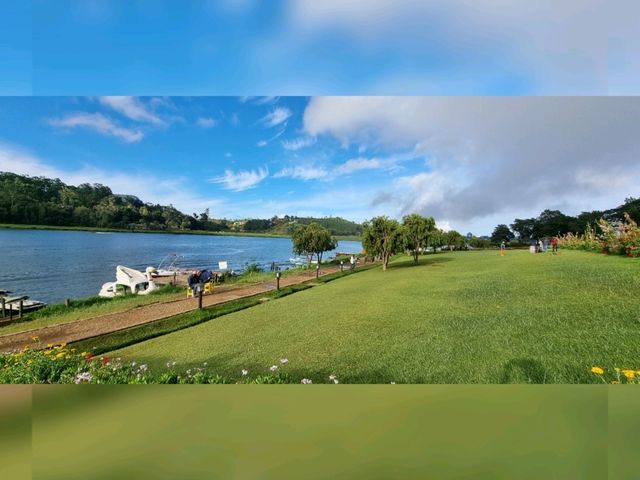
[111,250,640,384]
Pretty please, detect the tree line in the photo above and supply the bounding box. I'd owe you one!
[490,199,640,244]
[363,214,466,271]
[0,172,362,235]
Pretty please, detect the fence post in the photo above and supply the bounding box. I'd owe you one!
[65,298,70,307]
[198,287,203,309]
[19,300,23,319]
[1,298,4,318]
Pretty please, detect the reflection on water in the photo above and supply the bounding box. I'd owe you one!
[0,229,361,304]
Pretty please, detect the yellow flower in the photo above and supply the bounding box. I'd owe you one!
[622,370,636,380]
[47,343,53,348]
[55,352,65,359]
[43,350,52,355]
[591,367,604,375]
[612,380,620,384]
[27,360,32,366]
[80,352,88,357]
[31,336,39,342]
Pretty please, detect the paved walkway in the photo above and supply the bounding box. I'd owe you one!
[0,263,367,352]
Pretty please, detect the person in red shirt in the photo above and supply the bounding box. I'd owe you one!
[551,237,559,255]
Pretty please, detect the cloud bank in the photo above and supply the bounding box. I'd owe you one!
[303,96,640,230]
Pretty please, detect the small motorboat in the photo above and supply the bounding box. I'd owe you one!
[99,265,159,298]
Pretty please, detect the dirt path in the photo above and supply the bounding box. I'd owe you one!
[0,263,366,353]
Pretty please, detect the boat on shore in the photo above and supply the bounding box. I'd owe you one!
[98,266,159,298]
[1,291,47,316]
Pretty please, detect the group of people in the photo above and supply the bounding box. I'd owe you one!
[499,237,559,256]
[528,237,559,254]
[187,269,216,295]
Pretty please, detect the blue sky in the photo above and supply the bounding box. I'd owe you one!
[1,96,639,236]
[0,96,424,222]
[0,0,631,95]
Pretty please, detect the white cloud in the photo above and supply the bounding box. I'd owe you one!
[47,113,144,143]
[274,165,328,180]
[0,142,223,215]
[196,117,218,128]
[261,107,292,128]
[281,136,316,151]
[211,167,268,192]
[286,0,608,94]
[257,128,286,147]
[98,96,165,125]
[303,96,640,232]
[335,157,381,175]
[239,96,279,105]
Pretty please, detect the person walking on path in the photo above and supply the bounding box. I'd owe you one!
[349,255,356,271]
[551,236,559,255]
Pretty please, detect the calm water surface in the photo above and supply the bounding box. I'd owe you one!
[0,229,362,304]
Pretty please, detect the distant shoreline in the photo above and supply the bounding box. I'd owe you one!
[0,223,361,241]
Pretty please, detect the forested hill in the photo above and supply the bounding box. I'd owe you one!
[0,172,362,236]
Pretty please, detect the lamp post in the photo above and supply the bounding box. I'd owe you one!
[276,271,281,291]
[340,261,344,272]
[315,264,320,279]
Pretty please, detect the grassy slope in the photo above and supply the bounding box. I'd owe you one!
[0,223,361,241]
[0,223,289,238]
[0,265,342,336]
[112,250,640,384]
[0,287,184,336]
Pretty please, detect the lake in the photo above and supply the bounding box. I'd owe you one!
[0,229,362,305]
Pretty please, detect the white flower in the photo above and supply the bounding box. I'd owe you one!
[241,369,248,376]
[139,364,148,372]
[333,379,339,384]
[74,371,93,384]
[301,378,312,384]
[329,374,336,381]
[270,365,278,372]
[131,361,137,367]
[280,358,289,364]
[203,362,208,366]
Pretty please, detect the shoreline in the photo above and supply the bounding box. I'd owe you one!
[0,223,361,241]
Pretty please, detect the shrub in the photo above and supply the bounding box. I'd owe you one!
[558,213,640,258]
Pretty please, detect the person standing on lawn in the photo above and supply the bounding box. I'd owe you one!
[500,241,506,256]
[551,236,559,255]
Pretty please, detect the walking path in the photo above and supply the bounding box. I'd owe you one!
[0,263,367,353]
